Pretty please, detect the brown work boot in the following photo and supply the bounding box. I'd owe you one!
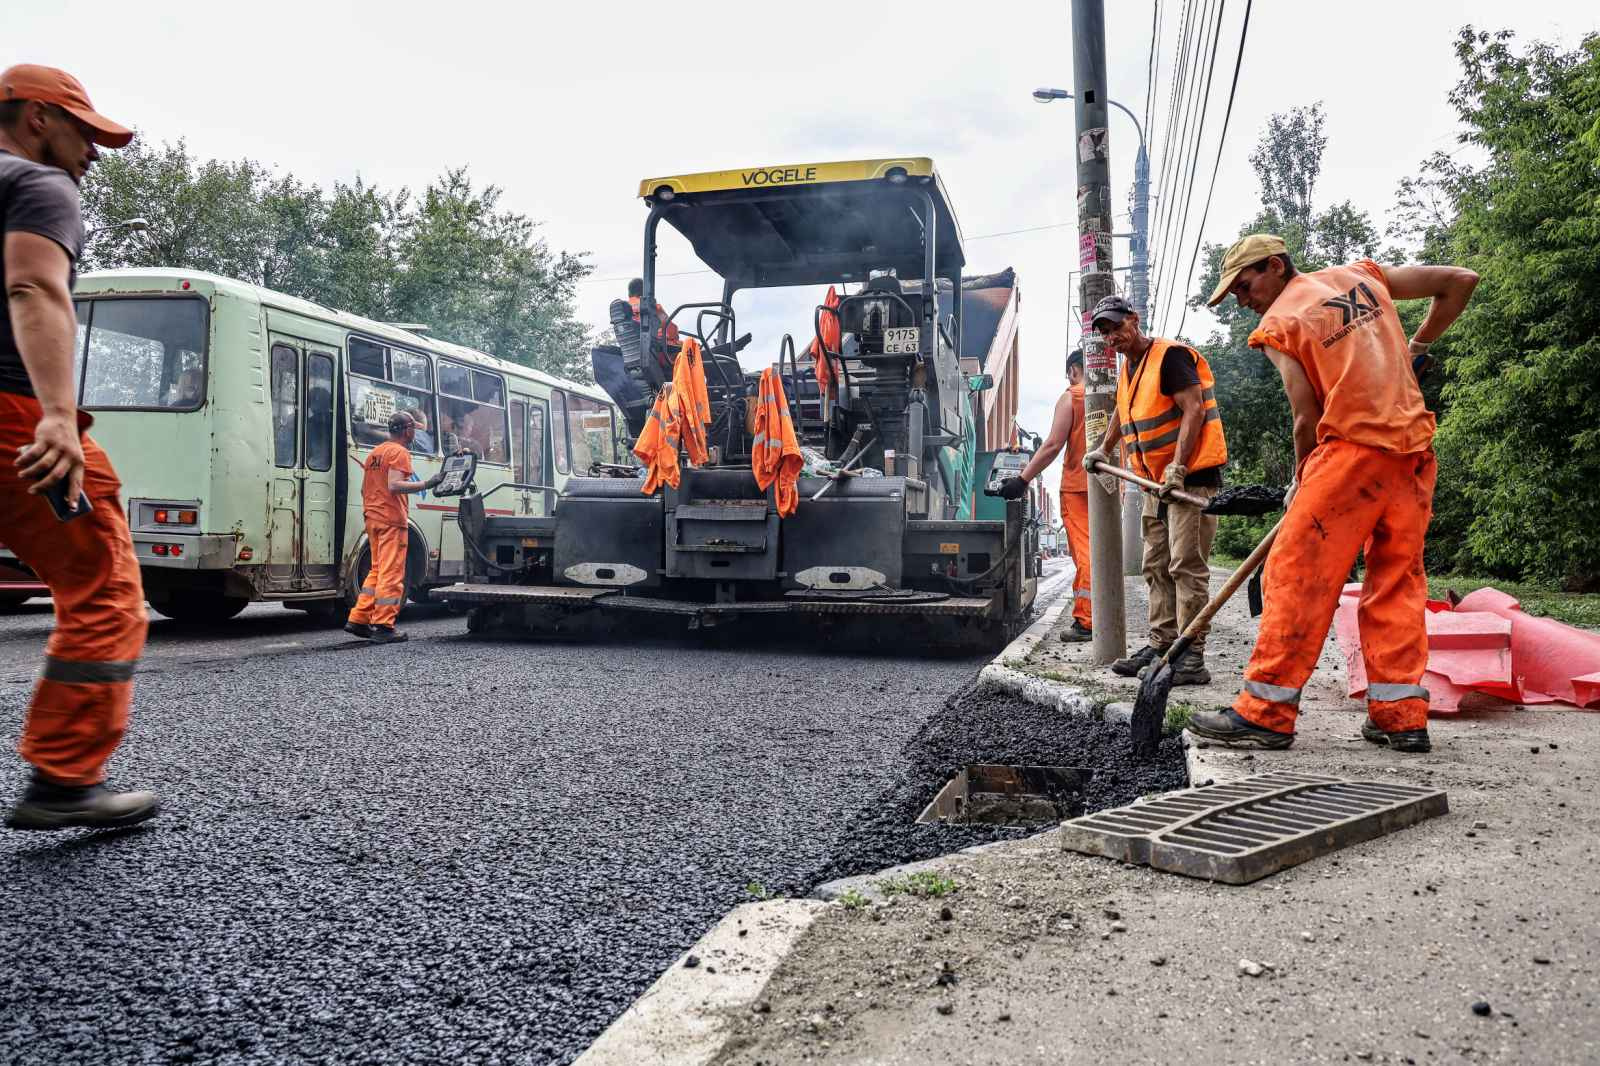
[1186,707,1295,750]
[1111,644,1167,677]
[1142,649,1210,686]
[6,775,160,832]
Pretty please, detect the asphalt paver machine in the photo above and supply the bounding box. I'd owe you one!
[435,158,1038,647]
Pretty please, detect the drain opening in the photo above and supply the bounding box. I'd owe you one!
[917,764,1093,827]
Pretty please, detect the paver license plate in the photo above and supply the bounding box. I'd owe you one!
[883,327,920,355]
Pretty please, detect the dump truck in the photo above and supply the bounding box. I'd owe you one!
[433,157,1038,648]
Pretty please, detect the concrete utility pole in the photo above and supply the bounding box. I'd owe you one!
[1071,0,1126,663]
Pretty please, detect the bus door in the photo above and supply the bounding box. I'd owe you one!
[267,338,339,591]
[509,394,552,517]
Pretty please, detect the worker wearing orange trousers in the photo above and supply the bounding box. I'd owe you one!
[2,63,159,831]
[998,348,1093,639]
[346,410,440,643]
[1187,234,1479,753]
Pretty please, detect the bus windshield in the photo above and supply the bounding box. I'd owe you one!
[77,297,209,410]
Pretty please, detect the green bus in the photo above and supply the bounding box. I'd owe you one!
[0,268,621,622]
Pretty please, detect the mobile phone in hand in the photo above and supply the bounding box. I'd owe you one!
[43,478,91,522]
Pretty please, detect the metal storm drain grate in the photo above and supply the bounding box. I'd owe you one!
[918,764,1093,827]
[1059,772,1448,884]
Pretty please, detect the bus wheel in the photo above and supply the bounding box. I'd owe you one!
[152,592,249,623]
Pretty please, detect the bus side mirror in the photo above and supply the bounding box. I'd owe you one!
[968,374,994,392]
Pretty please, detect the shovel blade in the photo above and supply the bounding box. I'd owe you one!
[1130,663,1172,762]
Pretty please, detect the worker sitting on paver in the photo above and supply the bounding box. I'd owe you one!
[1186,234,1479,752]
[345,410,441,644]
[1081,295,1228,685]
[997,348,1092,642]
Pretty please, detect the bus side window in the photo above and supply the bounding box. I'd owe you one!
[528,402,547,488]
[437,362,508,464]
[270,345,298,468]
[510,399,526,483]
[551,390,570,474]
[305,353,335,472]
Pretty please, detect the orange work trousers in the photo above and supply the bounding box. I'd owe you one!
[1059,488,1092,629]
[2,393,148,786]
[349,522,408,627]
[1234,439,1437,735]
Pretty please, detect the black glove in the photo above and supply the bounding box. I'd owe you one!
[422,472,443,490]
[997,476,1029,500]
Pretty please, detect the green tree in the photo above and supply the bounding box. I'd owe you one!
[1413,28,1600,588]
[79,144,595,382]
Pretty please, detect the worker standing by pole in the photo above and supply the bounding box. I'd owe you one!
[1071,0,1126,662]
[0,65,157,831]
[997,348,1092,641]
[345,411,441,645]
[1187,235,1478,752]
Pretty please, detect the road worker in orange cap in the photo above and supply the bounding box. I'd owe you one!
[0,64,153,830]
[1187,234,1478,753]
[997,348,1093,642]
[345,411,442,644]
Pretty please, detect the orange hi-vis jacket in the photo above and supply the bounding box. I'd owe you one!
[1116,339,1227,482]
[1248,259,1435,456]
[1059,382,1088,493]
[807,286,842,398]
[752,367,803,517]
[633,338,712,494]
[628,295,681,347]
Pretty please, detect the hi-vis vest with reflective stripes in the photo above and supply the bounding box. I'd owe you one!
[1117,339,1227,482]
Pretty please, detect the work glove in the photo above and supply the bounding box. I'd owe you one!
[1082,448,1108,475]
[422,472,444,490]
[997,476,1029,500]
[1158,463,1187,499]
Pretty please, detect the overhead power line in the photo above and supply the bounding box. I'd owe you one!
[1174,0,1254,340]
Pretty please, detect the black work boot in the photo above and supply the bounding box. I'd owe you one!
[1143,649,1210,686]
[1059,621,1093,643]
[1185,707,1295,750]
[343,621,373,639]
[1111,644,1168,677]
[1361,717,1432,753]
[6,774,160,832]
[369,626,408,644]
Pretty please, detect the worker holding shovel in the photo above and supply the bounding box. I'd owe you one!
[1080,295,1229,685]
[1186,235,1478,752]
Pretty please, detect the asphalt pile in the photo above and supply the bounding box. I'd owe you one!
[801,682,1189,889]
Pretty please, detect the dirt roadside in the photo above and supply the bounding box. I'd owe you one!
[710,572,1600,1065]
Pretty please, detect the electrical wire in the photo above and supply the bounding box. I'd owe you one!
[1173,0,1253,340]
[1156,0,1228,335]
[1147,0,1198,324]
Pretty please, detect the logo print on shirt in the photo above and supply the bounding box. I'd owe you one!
[1319,281,1385,348]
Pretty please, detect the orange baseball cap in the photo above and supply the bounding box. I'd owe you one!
[0,64,133,148]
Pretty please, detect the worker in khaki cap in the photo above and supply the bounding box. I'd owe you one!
[0,65,152,830]
[1186,235,1478,753]
[1081,294,1228,685]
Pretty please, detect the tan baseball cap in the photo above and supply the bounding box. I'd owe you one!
[0,64,133,148]
[1206,233,1288,306]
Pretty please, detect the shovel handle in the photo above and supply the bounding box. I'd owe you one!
[1158,516,1284,667]
[1087,458,1209,510]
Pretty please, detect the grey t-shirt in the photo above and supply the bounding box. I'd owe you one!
[0,150,84,398]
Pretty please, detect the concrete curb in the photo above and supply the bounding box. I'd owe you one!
[974,568,1111,719]
[574,899,828,1066]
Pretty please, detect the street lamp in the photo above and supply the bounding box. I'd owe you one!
[1036,86,1149,577]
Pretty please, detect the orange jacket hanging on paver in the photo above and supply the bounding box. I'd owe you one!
[752,367,803,517]
[1232,260,1437,737]
[672,336,710,465]
[634,385,683,494]
[1116,340,1227,482]
[807,286,842,399]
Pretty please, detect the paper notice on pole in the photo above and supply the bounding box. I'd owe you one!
[1085,409,1109,449]
[1078,233,1097,270]
[1078,128,1109,164]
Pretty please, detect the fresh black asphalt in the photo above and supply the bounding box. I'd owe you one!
[1,571,1183,1065]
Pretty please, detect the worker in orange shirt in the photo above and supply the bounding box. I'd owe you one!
[0,65,156,830]
[345,410,441,644]
[627,277,680,348]
[997,348,1092,641]
[1187,234,1478,753]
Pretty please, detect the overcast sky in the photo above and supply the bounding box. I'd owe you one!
[11,1,1592,497]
